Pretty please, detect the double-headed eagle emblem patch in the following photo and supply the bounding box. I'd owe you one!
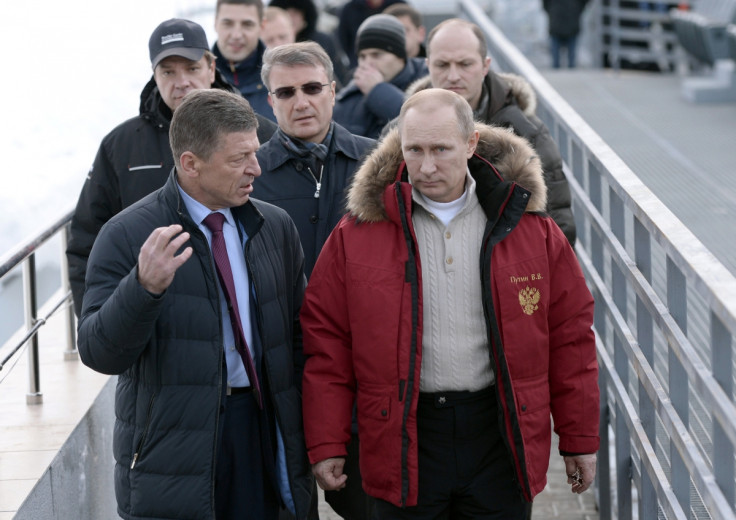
[518,286,540,315]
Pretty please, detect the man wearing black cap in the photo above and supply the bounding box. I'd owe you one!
[332,14,426,140]
[66,18,277,317]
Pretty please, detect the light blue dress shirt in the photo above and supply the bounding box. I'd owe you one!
[177,183,295,514]
[178,186,252,387]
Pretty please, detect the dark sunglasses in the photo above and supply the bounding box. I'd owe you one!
[270,82,331,100]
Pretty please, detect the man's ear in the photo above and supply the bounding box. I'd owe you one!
[467,129,480,158]
[179,151,200,178]
[482,56,491,76]
[267,92,274,108]
[207,60,216,86]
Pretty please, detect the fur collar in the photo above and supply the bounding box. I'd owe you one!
[347,122,546,223]
[405,71,538,117]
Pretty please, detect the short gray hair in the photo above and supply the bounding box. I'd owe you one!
[261,41,334,90]
[399,88,475,141]
[170,89,258,168]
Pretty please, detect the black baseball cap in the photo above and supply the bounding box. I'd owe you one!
[149,19,209,70]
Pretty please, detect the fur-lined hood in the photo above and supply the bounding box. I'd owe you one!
[405,71,538,117]
[346,122,547,223]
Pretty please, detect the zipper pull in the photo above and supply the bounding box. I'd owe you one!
[130,453,139,469]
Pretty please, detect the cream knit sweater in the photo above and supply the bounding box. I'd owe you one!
[411,175,495,392]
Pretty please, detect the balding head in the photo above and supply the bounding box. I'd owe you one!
[425,19,491,110]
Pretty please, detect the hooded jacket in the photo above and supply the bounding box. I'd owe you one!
[406,71,576,245]
[255,122,375,277]
[301,123,599,507]
[66,72,277,316]
[333,57,427,140]
[78,172,313,520]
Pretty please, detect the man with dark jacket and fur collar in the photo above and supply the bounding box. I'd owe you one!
[66,18,277,317]
[405,18,577,246]
[302,89,599,518]
[78,89,313,520]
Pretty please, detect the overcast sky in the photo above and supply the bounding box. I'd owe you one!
[0,0,214,256]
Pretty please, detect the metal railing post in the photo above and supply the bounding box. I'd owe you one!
[60,225,78,360]
[23,254,42,405]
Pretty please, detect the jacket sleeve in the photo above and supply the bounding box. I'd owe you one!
[364,82,408,122]
[528,113,577,246]
[300,224,355,464]
[546,223,599,454]
[493,104,577,246]
[66,139,124,317]
[77,219,164,375]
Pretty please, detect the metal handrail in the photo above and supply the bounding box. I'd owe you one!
[0,205,77,405]
[0,208,74,278]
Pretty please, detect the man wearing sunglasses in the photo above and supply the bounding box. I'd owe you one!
[255,41,376,279]
[256,44,377,519]
[333,14,427,140]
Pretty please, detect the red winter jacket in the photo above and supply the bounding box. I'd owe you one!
[301,124,599,507]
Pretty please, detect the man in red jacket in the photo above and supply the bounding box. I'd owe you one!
[301,88,599,518]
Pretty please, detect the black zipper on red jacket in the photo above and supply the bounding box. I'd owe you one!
[395,181,419,507]
[478,182,533,500]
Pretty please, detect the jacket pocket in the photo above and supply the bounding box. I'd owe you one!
[514,377,549,416]
[130,392,156,470]
[357,390,391,422]
[513,379,551,491]
[356,388,398,491]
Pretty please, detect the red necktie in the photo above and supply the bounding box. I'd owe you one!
[203,212,263,408]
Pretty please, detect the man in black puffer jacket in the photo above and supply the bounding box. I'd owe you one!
[405,18,576,245]
[78,89,313,520]
[66,18,277,317]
